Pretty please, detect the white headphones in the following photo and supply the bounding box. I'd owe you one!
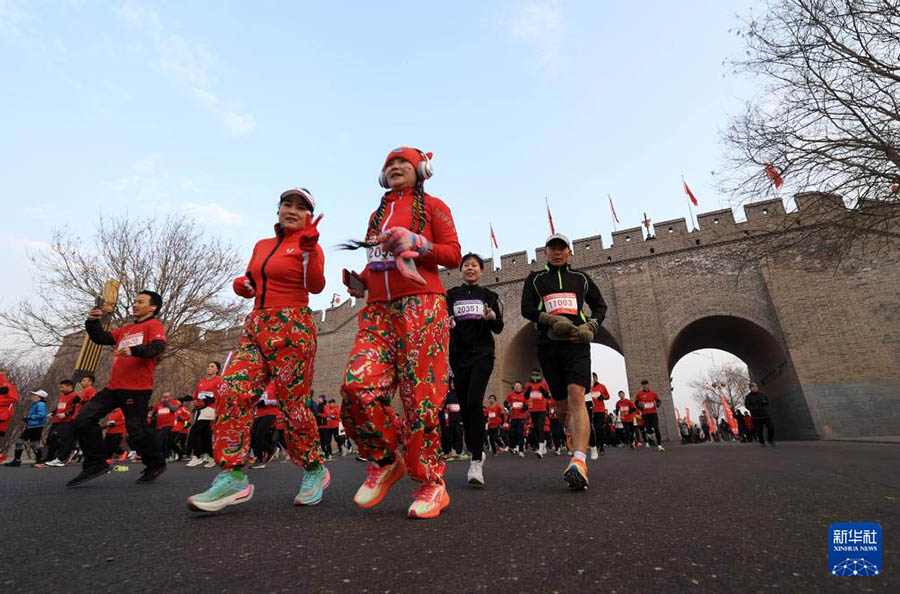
[379,148,434,188]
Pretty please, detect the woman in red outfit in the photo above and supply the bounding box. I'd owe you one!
[187,188,329,512]
[340,147,461,519]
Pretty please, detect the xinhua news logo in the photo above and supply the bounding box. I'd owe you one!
[828,522,882,577]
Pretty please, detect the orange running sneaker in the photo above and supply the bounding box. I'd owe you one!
[563,458,589,490]
[354,458,406,509]
[407,482,450,519]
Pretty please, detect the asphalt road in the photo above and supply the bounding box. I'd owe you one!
[0,441,897,594]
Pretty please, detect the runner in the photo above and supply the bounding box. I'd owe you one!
[505,382,528,457]
[548,400,565,455]
[523,369,551,458]
[744,382,775,447]
[44,380,81,467]
[446,252,504,486]
[187,187,329,511]
[0,369,19,464]
[340,146,460,519]
[186,362,222,468]
[521,233,607,490]
[4,390,47,467]
[484,395,504,456]
[103,408,128,461]
[69,290,168,486]
[441,383,465,461]
[150,392,180,462]
[633,379,664,451]
[614,391,639,449]
[589,373,611,458]
[249,383,279,469]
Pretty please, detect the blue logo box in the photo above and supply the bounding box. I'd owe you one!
[829,522,882,576]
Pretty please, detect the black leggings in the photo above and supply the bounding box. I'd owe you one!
[642,413,662,446]
[73,388,163,470]
[105,433,125,457]
[451,355,493,461]
[754,417,775,444]
[251,415,276,461]
[550,418,565,450]
[487,427,503,454]
[530,411,546,446]
[46,422,77,462]
[592,413,608,452]
[510,418,526,452]
[188,419,213,457]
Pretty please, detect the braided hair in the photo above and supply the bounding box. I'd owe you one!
[367,182,428,240]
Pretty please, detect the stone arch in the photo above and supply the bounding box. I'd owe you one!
[666,314,817,439]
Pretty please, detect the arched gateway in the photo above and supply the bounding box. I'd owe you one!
[311,193,900,442]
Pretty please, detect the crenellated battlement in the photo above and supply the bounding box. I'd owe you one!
[318,192,853,327]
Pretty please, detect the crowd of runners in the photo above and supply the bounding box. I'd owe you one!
[0,146,778,520]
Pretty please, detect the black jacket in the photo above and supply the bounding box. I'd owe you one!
[521,263,607,346]
[446,283,503,363]
[745,391,771,418]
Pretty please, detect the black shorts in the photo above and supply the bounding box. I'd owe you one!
[537,342,591,401]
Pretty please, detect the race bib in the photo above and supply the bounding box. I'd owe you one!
[488,412,496,419]
[452,300,485,321]
[512,402,523,410]
[57,402,66,410]
[119,332,144,349]
[197,391,213,400]
[642,401,654,409]
[584,393,593,402]
[542,292,577,316]
[158,407,170,415]
[530,392,543,401]
[448,403,461,413]
[366,245,396,271]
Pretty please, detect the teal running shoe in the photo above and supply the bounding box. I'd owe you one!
[294,466,331,506]
[187,471,254,512]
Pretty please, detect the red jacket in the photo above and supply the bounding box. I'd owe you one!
[153,398,181,429]
[80,386,98,403]
[0,373,19,432]
[234,224,325,310]
[256,386,280,418]
[485,404,503,429]
[505,391,528,420]
[99,318,167,391]
[193,376,222,409]
[105,408,127,436]
[173,407,191,433]
[615,398,638,422]
[325,403,340,429]
[634,389,660,415]
[590,383,611,413]
[53,391,80,424]
[523,381,550,413]
[361,188,461,303]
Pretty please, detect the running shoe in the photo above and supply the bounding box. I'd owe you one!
[187,471,254,512]
[517,450,525,458]
[0,453,7,464]
[4,459,21,467]
[136,464,167,484]
[407,482,450,519]
[563,458,589,491]
[66,464,112,487]
[185,456,203,467]
[590,446,599,460]
[458,452,471,461]
[203,458,217,468]
[657,445,666,452]
[354,458,406,509]
[45,458,65,467]
[294,466,331,506]
[467,459,485,487]
[251,462,267,470]
[118,452,128,462]
[534,448,543,459]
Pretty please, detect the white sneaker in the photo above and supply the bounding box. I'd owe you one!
[127,451,137,461]
[590,446,599,460]
[517,450,525,458]
[186,457,203,467]
[658,445,666,452]
[203,458,217,468]
[45,459,65,467]
[467,459,485,487]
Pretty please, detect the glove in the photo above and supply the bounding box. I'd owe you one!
[538,312,569,328]
[377,227,433,259]
[574,325,594,343]
[297,214,323,252]
[539,312,575,336]
[395,257,427,286]
[233,276,255,298]
[586,318,601,335]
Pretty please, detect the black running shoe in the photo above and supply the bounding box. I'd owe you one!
[136,464,167,484]
[66,464,111,487]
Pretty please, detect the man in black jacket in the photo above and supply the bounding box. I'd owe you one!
[68,290,168,487]
[744,383,775,447]
[521,234,607,490]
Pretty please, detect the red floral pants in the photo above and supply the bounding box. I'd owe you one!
[341,294,450,484]
[214,307,323,470]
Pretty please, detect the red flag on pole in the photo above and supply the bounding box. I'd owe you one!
[683,180,698,206]
[721,394,738,435]
[685,407,691,425]
[608,194,620,224]
[545,197,556,234]
[764,162,784,188]
[490,224,499,250]
[703,400,717,433]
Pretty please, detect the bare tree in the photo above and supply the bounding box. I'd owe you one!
[0,351,52,451]
[0,214,245,364]
[720,0,900,259]
[689,362,751,421]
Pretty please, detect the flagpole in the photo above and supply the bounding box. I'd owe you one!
[683,175,697,231]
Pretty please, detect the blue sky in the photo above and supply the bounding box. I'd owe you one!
[0,0,759,411]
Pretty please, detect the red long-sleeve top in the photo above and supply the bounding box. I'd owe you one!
[505,391,528,420]
[485,404,504,429]
[523,380,550,413]
[361,188,461,303]
[105,408,127,436]
[591,383,611,413]
[234,224,326,309]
